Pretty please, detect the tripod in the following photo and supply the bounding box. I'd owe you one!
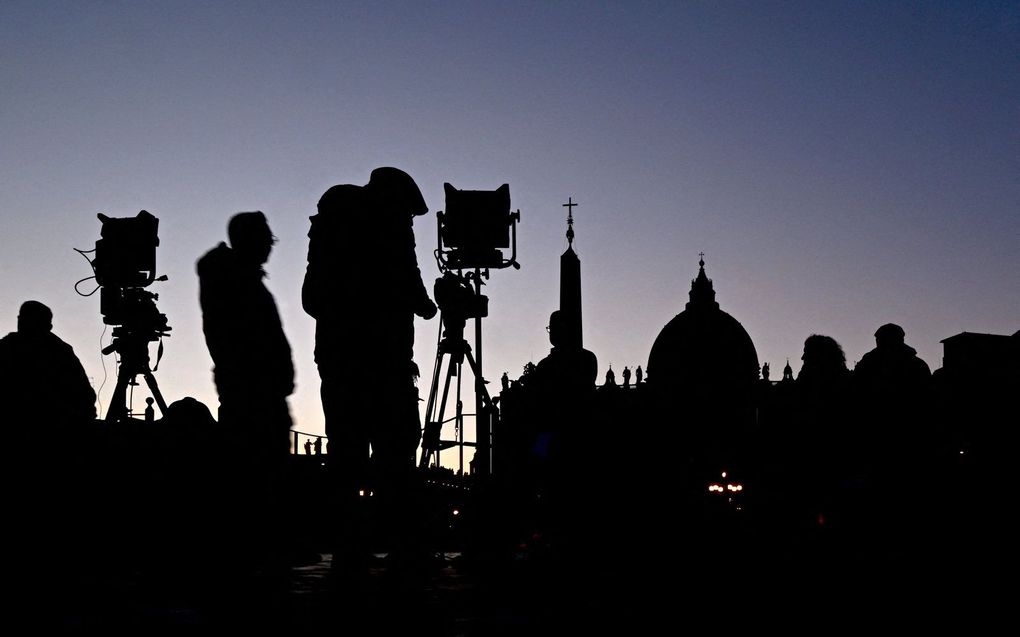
[103,328,168,422]
[418,295,494,475]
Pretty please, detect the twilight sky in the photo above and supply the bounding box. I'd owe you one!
[2,1,1017,448]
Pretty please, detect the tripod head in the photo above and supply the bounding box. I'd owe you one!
[433,271,487,362]
[435,272,488,324]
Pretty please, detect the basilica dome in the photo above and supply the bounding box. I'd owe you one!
[647,258,759,401]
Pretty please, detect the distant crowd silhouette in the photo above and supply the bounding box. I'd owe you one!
[2,168,1017,628]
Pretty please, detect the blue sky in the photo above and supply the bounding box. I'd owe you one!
[2,1,1017,447]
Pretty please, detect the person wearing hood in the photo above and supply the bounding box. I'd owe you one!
[197,211,295,565]
[197,211,294,443]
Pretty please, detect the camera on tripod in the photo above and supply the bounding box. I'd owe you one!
[92,210,171,338]
[77,209,172,421]
[420,183,522,475]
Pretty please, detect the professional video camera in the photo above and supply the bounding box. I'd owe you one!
[420,183,522,476]
[91,210,171,338]
[77,210,171,421]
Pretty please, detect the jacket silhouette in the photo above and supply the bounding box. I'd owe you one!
[0,300,96,427]
[197,212,294,456]
[198,240,294,402]
[303,168,437,567]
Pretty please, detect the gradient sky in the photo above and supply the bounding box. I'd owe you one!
[2,1,1017,452]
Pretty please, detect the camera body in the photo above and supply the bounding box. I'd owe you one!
[92,210,170,338]
[93,210,160,288]
[434,272,488,322]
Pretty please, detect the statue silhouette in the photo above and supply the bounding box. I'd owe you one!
[197,211,295,566]
[302,167,437,571]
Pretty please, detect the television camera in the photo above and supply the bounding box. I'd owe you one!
[78,210,171,421]
[420,184,520,475]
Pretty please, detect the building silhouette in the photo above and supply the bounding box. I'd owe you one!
[646,256,760,486]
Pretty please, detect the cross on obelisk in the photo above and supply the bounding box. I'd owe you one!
[563,197,578,247]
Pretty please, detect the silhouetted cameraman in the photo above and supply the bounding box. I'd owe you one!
[303,167,437,569]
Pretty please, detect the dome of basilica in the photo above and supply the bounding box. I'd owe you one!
[647,258,759,401]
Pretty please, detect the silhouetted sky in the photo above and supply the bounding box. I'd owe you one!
[2,2,1017,447]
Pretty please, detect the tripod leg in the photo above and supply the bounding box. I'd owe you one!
[463,350,493,475]
[463,350,492,405]
[142,372,169,417]
[419,353,458,469]
[106,371,133,423]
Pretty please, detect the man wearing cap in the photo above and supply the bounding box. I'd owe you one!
[303,168,437,568]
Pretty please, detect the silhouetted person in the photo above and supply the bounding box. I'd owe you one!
[531,310,598,557]
[0,300,96,429]
[534,311,599,414]
[790,335,852,534]
[302,167,437,570]
[197,211,294,566]
[0,301,95,592]
[622,366,631,388]
[853,323,932,554]
[304,439,312,455]
[162,396,216,428]
[314,436,322,456]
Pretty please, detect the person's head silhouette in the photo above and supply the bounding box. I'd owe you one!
[875,323,906,349]
[366,167,428,216]
[801,334,847,371]
[547,310,564,348]
[228,211,275,266]
[17,300,53,335]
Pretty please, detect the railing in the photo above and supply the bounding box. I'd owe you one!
[291,429,328,456]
